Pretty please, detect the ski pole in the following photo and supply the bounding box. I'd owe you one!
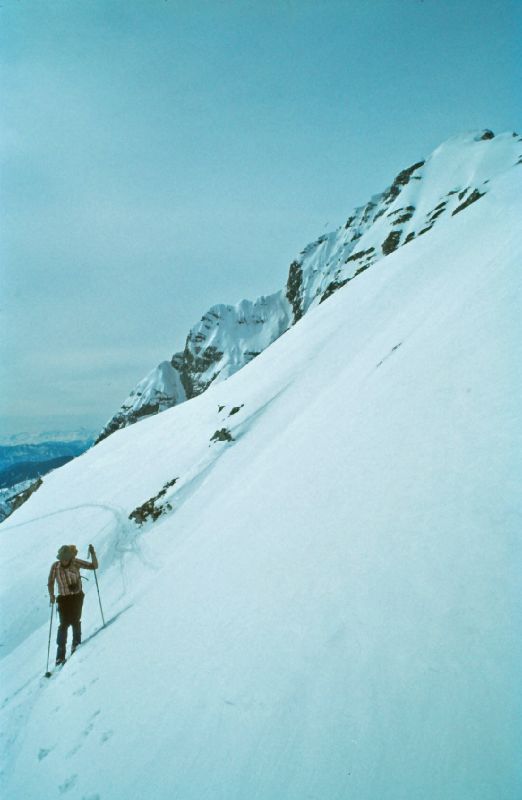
[87,545,106,628]
[94,570,105,628]
[93,567,106,628]
[45,601,54,678]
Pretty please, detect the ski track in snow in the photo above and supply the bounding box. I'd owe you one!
[0,391,285,678]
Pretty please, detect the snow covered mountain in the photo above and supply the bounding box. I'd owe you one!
[96,129,522,443]
[0,131,520,799]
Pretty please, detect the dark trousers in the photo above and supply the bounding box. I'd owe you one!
[56,592,84,662]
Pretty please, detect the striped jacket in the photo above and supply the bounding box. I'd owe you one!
[48,558,96,597]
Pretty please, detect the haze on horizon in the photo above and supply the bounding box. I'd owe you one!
[1,0,519,437]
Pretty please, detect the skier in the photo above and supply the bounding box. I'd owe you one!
[48,543,99,666]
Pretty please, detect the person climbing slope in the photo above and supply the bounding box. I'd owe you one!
[48,543,98,666]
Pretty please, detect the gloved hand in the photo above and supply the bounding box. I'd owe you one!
[50,594,56,604]
[88,543,96,556]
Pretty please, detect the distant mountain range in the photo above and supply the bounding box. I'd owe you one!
[0,428,96,447]
[0,456,76,490]
[0,435,94,521]
[0,438,94,472]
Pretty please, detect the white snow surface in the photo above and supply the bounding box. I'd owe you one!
[1,163,521,799]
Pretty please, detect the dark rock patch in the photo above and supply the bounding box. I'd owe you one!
[395,161,425,184]
[394,206,416,224]
[320,278,350,303]
[381,230,402,255]
[452,189,486,216]
[394,212,413,225]
[210,428,234,443]
[388,204,415,219]
[382,161,425,205]
[129,478,179,525]
[345,247,375,263]
[229,405,244,416]
[428,208,446,223]
[286,260,304,324]
[184,343,224,379]
[427,201,447,223]
[361,201,377,224]
[180,342,225,398]
[96,398,176,444]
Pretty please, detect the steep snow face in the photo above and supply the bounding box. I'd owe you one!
[0,165,520,800]
[97,130,522,442]
[96,360,187,441]
[292,129,522,316]
[180,294,292,396]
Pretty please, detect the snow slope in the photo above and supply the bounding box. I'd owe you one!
[1,164,521,799]
[96,130,522,443]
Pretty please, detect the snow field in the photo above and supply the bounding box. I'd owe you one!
[0,166,521,799]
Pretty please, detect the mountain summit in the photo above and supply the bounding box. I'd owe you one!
[96,129,522,443]
[1,129,520,800]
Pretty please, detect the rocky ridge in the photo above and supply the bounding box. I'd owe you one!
[96,129,522,443]
[0,479,42,523]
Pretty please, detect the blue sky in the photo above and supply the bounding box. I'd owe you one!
[1,0,520,435]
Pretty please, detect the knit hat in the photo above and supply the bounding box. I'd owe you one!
[57,545,74,562]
